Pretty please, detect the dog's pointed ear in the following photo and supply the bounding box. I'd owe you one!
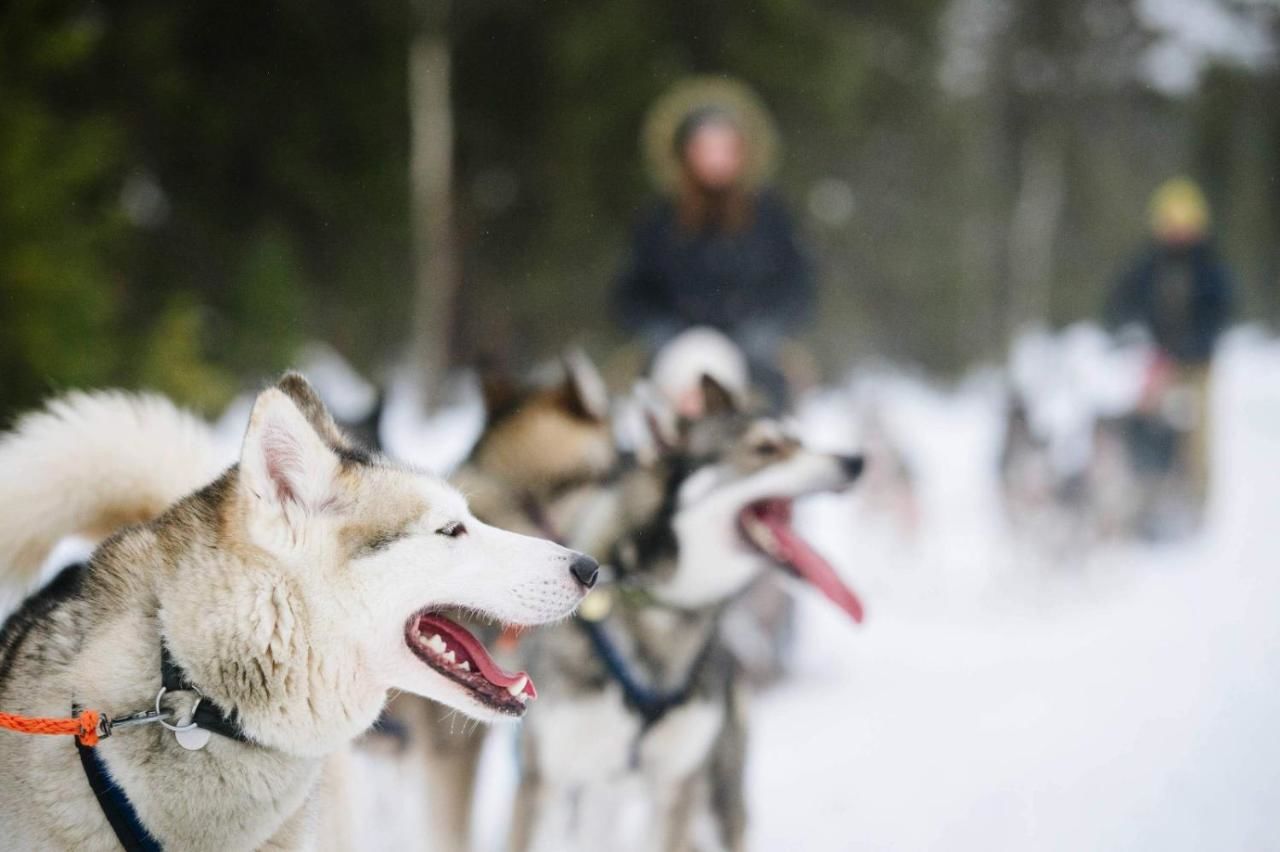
[561,348,609,423]
[632,381,679,464]
[241,384,340,511]
[699,374,739,417]
[275,371,351,450]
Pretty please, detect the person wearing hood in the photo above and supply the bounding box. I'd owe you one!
[613,78,814,408]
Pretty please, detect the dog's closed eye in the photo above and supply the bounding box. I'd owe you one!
[436,521,467,538]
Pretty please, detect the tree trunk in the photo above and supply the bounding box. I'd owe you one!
[1006,130,1065,335]
[408,0,457,410]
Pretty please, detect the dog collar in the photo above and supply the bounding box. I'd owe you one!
[158,644,251,745]
[88,645,253,747]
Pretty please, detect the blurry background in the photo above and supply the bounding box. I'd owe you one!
[3,0,1278,419]
[6,4,1280,851]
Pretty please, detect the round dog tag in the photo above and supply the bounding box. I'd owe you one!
[175,725,211,751]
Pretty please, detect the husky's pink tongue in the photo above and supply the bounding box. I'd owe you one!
[417,613,537,698]
[753,501,865,624]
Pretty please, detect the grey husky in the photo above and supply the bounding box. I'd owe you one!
[0,373,596,851]
[512,377,866,852]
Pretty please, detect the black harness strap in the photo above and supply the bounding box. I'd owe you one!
[76,739,163,852]
[159,645,250,744]
[73,709,163,852]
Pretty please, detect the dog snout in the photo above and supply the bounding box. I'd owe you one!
[568,553,599,590]
[840,454,866,480]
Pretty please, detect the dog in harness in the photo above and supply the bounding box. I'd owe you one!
[324,352,618,852]
[511,376,866,852]
[0,375,595,851]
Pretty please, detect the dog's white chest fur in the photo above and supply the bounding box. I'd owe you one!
[528,691,725,852]
[535,689,722,783]
[532,690,638,783]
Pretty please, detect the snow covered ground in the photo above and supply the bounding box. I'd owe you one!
[16,327,1279,851]
[748,328,1280,851]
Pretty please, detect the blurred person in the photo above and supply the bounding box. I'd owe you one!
[614,77,815,410]
[1107,177,1233,523]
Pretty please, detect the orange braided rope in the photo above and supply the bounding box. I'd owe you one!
[0,708,102,747]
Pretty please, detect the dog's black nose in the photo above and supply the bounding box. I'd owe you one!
[569,554,599,589]
[840,454,866,479]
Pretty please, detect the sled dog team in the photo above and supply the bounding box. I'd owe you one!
[0,357,864,851]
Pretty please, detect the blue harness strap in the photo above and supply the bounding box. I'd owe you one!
[576,616,716,727]
[75,735,163,852]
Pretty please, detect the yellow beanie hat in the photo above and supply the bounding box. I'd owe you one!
[1149,177,1210,238]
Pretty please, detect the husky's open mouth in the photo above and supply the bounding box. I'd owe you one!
[739,499,864,623]
[404,612,538,716]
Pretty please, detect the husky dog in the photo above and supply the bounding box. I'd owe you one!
[455,349,616,539]
[332,352,618,852]
[0,374,596,851]
[512,378,865,852]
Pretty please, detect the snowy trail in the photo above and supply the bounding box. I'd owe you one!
[750,332,1280,851]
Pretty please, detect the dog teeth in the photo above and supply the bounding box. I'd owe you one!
[425,634,447,654]
[457,661,470,672]
[442,650,456,664]
[745,517,780,556]
[507,675,528,697]
[517,692,530,703]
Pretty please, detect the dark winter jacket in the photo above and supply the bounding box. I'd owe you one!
[613,190,814,359]
[1108,240,1233,365]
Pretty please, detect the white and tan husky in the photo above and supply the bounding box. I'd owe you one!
[0,373,595,851]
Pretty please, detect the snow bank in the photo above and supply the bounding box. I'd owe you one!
[750,328,1280,851]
